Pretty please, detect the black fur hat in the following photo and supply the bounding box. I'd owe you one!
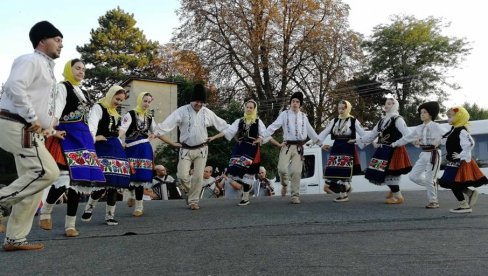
[418,101,440,120]
[191,84,206,103]
[289,92,303,106]
[29,21,63,49]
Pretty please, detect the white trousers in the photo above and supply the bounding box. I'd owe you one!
[0,119,59,243]
[408,150,441,203]
[176,146,208,204]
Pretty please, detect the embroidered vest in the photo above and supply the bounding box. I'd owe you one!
[330,117,357,140]
[60,81,91,123]
[378,116,402,144]
[237,118,259,142]
[125,110,153,139]
[96,104,120,138]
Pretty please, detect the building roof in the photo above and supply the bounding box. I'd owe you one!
[120,77,179,86]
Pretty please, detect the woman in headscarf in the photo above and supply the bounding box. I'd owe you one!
[438,106,488,213]
[118,92,155,217]
[39,59,105,237]
[81,85,131,226]
[352,97,412,204]
[209,99,268,206]
[317,100,367,202]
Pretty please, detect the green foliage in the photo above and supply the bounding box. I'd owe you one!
[463,102,488,120]
[77,6,159,97]
[363,15,471,115]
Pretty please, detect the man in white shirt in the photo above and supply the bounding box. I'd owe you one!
[155,84,229,210]
[0,21,63,251]
[392,101,445,208]
[266,92,320,204]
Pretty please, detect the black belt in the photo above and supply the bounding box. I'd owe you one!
[181,143,207,149]
[0,110,29,125]
[285,140,306,145]
[420,145,438,152]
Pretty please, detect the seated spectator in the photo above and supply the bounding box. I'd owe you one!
[253,167,275,197]
[152,165,178,200]
[223,175,243,199]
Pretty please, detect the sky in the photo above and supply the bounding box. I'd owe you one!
[1,0,486,108]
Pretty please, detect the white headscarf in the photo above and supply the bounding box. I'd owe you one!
[383,97,399,118]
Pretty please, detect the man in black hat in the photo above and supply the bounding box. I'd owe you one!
[154,84,229,210]
[392,101,446,208]
[266,92,320,204]
[0,21,63,251]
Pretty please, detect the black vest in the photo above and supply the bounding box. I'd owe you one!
[330,117,357,140]
[96,104,120,138]
[59,81,91,123]
[237,118,259,142]
[125,110,153,139]
[444,127,465,162]
[377,116,402,144]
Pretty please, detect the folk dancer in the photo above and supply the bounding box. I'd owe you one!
[209,99,267,205]
[81,85,131,225]
[353,98,412,204]
[266,92,320,204]
[317,100,367,202]
[119,92,155,217]
[438,107,488,213]
[39,59,105,237]
[154,84,229,210]
[391,101,445,208]
[0,21,62,251]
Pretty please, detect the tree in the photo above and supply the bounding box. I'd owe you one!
[362,15,471,116]
[77,7,159,97]
[463,102,488,121]
[174,0,360,124]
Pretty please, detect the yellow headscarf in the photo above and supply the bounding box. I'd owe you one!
[243,99,258,125]
[98,85,126,119]
[450,106,470,128]
[62,59,81,86]
[338,100,353,119]
[134,92,152,117]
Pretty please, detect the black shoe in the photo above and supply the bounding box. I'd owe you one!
[105,218,118,226]
[334,196,349,202]
[238,200,250,206]
[449,207,472,214]
[81,211,93,222]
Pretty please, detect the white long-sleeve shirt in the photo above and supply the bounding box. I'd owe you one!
[0,50,57,128]
[317,117,367,143]
[88,104,104,141]
[154,104,229,146]
[223,118,268,141]
[266,110,319,142]
[453,129,475,162]
[358,115,410,144]
[392,121,445,147]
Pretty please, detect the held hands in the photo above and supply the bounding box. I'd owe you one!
[27,120,42,134]
[148,134,156,140]
[95,135,107,142]
[321,144,330,151]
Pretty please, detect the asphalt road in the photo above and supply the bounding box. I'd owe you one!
[1,190,488,276]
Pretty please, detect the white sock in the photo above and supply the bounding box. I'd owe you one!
[242,192,250,201]
[65,215,76,230]
[135,200,143,211]
[106,205,116,220]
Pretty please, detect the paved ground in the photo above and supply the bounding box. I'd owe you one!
[1,190,488,276]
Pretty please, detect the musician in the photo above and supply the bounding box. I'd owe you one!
[254,167,275,197]
[392,101,445,208]
[200,166,219,199]
[152,165,176,200]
